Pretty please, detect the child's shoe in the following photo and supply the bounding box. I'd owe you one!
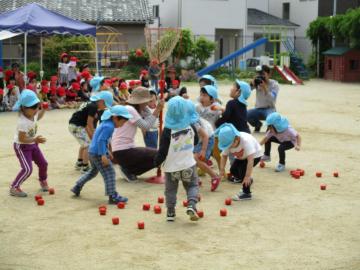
[166,208,176,222]
[261,155,271,162]
[81,164,91,174]
[71,185,82,197]
[40,181,49,192]
[275,163,285,172]
[210,176,220,192]
[109,193,128,204]
[186,205,199,221]
[10,187,27,197]
[232,192,252,201]
[254,123,263,133]
[75,161,83,170]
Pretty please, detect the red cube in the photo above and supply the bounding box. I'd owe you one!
[154,205,162,214]
[35,195,42,201]
[197,210,204,218]
[333,171,339,177]
[320,184,327,190]
[117,202,126,209]
[37,199,45,206]
[99,208,106,215]
[183,200,188,207]
[316,172,322,178]
[296,169,305,176]
[293,172,301,179]
[112,217,120,225]
[143,203,151,211]
[220,208,227,217]
[137,221,145,229]
[48,188,55,195]
[157,196,164,204]
[225,198,232,205]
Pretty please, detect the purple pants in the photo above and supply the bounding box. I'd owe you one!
[12,143,48,188]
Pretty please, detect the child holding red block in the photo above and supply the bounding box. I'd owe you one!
[154,96,200,222]
[260,112,301,172]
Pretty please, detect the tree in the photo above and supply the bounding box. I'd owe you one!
[172,29,194,61]
[191,36,216,70]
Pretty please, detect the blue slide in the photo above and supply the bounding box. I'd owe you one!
[197,37,268,76]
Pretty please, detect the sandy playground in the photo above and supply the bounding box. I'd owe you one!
[0,79,359,270]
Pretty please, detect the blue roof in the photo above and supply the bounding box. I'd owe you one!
[0,3,96,36]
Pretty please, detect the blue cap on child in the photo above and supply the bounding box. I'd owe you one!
[12,89,40,111]
[202,85,218,100]
[214,123,241,151]
[199,74,218,89]
[265,112,289,133]
[110,105,133,119]
[90,91,113,108]
[235,79,251,106]
[165,96,191,130]
[90,76,105,92]
[186,100,199,124]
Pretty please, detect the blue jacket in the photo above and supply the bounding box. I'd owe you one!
[88,120,115,156]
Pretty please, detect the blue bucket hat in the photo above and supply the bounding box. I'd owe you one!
[235,80,251,106]
[202,85,218,100]
[186,100,199,124]
[90,76,104,92]
[110,105,133,120]
[214,123,241,151]
[265,112,289,133]
[90,91,113,108]
[100,109,112,121]
[199,74,218,89]
[13,89,40,111]
[165,96,191,130]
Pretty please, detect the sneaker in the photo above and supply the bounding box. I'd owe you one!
[210,176,220,192]
[40,181,49,192]
[109,193,128,204]
[10,187,27,197]
[275,163,285,172]
[186,205,199,221]
[81,165,90,174]
[254,123,263,133]
[261,155,271,162]
[232,192,252,201]
[230,176,243,184]
[75,161,83,170]
[120,166,138,182]
[71,185,82,197]
[166,208,176,222]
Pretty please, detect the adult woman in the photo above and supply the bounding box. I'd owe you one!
[247,65,280,132]
[111,87,164,182]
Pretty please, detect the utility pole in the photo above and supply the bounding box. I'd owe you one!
[332,0,337,47]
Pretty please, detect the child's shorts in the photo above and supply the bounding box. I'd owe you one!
[193,135,215,160]
[68,124,91,147]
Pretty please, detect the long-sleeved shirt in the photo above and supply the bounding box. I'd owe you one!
[89,120,114,156]
[255,79,279,109]
[215,99,250,133]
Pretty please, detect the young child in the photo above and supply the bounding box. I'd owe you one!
[128,80,136,94]
[119,82,129,103]
[148,59,160,93]
[68,56,78,83]
[71,106,132,204]
[154,96,200,222]
[4,84,19,111]
[58,53,70,86]
[260,112,301,172]
[140,70,150,88]
[78,80,90,102]
[215,123,262,201]
[10,90,49,197]
[142,89,159,149]
[0,88,6,112]
[165,80,188,101]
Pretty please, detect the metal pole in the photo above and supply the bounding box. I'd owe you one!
[24,32,28,83]
[95,36,100,76]
[317,37,320,77]
[332,0,337,47]
[40,36,44,80]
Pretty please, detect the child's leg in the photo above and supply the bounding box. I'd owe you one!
[32,144,48,183]
[96,158,117,196]
[264,136,280,156]
[11,144,34,188]
[82,147,89,166]
[241,157,260,194]
[212,138,221,170]
[75,155,99,188]
[181,166,199,207]
[165,172,180,210]
[278,141,294,165]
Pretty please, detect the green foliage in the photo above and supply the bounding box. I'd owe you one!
[190,36,216,70]
[128,47,150,66]
[172,29,194,60]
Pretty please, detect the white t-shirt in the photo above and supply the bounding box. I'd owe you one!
[58,62,69,75]
[14,114,38,144]
[111,105,141,151]
[196,102,222,130]
[222,132,262,160]
[163,127,196,173]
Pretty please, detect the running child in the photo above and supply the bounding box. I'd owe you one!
[260,112,301,172]
[10,90,49,197]
[142,89,159,149]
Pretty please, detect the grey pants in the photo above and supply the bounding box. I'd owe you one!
[165,165,199,209]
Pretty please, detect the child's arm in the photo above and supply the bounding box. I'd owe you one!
[219,154,228,179]
[86,116,96,139]
[243,154,255,187]
[215,101,232,128]
[154,128,171,167]
[98,127,114,167]
[197,127,209,160]
[18,131,46,144]
[37,107,46,121]
[295,134,301,151]
[259,136,268,145]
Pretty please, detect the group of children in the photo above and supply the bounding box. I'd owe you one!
[9,60,302,222]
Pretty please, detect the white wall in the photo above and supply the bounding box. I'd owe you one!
[246,0,270,13]
[269,0,319,63]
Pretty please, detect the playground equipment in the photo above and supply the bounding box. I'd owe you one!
[282,37,309,80]
[144,27,182,184]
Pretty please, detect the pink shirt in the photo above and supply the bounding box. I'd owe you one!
[266,127,298,146]
[111,105,141,151]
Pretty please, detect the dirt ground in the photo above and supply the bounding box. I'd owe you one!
[0,79,359,270]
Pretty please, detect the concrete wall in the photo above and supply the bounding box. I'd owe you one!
[246,0,270,13]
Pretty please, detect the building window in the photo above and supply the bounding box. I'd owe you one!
[219,38,224,59]
[350,60,359,70]
[153,5,159,18]
[283,3,290,20]
[328,59,332,71]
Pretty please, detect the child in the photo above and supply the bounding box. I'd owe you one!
[119,82,129,103]
[140,70,150,88]
[154,96,200,222]
[260,112,301,172]
[4,84,19,111]
[68,56,78,83]
[78,80,90,102]
[39,85,49,102]
[128,80,136,94]
[165,80,188,101]
[10,90,49,197]
[58,53,70,85]
[0,88,6,112]
[142,89,159,149]
[199,74,218,89]
[68,91,113,173]
[148,59,160,93]
[71,106,132,204]
[89,76,104,93]
[215,123,262,201]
